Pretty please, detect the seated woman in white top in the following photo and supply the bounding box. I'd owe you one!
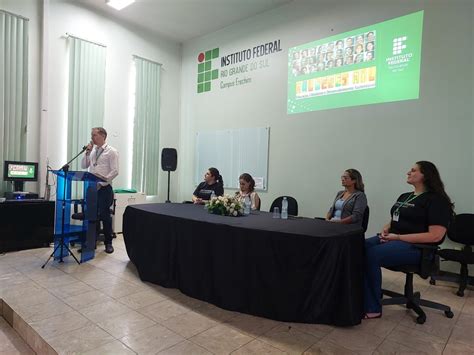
[235,173,261,210]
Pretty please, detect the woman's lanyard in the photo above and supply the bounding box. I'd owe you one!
[393,192,425,222]
[93,147,105,167]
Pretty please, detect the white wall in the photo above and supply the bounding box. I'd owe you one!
[44,0,181,200]
[180,0,473,239]
[1,0,182,200]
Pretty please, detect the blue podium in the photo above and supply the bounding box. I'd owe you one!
[50,170,104,263]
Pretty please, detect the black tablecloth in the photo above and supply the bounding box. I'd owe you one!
[0,200,55,252]
[123,203,364,326]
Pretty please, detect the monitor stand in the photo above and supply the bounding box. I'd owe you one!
[13,181,24,192]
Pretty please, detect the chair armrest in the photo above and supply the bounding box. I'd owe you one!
[413,244,440,279]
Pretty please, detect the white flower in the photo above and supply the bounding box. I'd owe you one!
[231,203,235,208]
[233,210,238,216]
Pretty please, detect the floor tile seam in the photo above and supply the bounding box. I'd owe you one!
[320,328,386,353]
[398,319,457,345]
[155,312,222,340]
[116,296,168,314]
[80,337,129,354]
[229,335,267,354]
[380,335,444,354]
[93,319,136,341]
[394,322,451,342]
[78,304,133,324]
[21,307,77,324]
[228,320,280,339]
[117,322,177,351]
[186,326,254,355]
[168,339,216,355]
[30,317,96,342]
[250,335,292,354]
[445,329,474,349]
[2,289,64,310]
[282,322,334,340]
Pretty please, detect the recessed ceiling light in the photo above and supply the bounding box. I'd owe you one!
[106,0,135,11]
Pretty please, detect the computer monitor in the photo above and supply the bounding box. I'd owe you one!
[3,160,38,191]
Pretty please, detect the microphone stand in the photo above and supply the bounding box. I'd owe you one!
[42,146,87,268]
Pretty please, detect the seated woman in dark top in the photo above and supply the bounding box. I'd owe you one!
[364,161,454,319]
[192,167,224,204]
[326,168,368,226]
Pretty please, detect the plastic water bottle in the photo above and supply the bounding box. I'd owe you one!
[210,191,216,201]
[244,195,251,215]
[281,196,288,219]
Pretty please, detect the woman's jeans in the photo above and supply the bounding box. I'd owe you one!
[364,236,421,313]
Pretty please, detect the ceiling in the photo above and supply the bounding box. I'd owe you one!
[76,0,294,43]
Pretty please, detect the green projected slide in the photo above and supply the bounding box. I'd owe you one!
[287,11,424,114]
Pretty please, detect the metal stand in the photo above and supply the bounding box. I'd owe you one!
[41,149,87,268]
[165,171,171,203]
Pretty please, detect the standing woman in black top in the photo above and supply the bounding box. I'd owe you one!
[364,161,454,319]
[192,167,224,204]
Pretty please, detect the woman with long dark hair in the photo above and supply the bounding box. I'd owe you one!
[192,167,224,204]
[364,161,454,319]
[326,169,368,226]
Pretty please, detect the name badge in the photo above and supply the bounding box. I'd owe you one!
[392,212,400,222]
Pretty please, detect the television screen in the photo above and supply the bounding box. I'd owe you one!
[3,161,38,181]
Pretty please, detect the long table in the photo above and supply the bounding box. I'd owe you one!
[123,203,365,326]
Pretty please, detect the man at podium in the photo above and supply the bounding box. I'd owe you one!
[81,127,119,254]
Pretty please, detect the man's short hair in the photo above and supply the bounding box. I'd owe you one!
[92,127,107,138]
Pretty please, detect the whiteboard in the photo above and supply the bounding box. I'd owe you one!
[195,127,270,191]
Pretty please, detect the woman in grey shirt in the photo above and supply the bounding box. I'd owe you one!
[327,169,367,226]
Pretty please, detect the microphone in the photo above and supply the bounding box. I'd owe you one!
[83,141,93,153]
[61,144,90,172]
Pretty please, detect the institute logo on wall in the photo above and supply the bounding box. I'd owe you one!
[197,48,219,93]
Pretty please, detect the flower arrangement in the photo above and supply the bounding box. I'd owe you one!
[206,194,244,217]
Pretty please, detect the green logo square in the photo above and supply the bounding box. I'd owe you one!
[198,73,204,83]
[197,48,219,93]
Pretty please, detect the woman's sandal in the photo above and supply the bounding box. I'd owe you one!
[363,312,382,319]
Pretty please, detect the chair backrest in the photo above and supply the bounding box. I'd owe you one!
[255,197,261,211]
[448,213,474,246]
[269,196,298,216]
[362,206,370,233]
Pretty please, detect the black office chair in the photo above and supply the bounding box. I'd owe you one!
[430,213,474,297]
[382,242,454,324]
[269,196,298,216]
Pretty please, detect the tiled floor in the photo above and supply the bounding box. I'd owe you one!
[1,236,473,354]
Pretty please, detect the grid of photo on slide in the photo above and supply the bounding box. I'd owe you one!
[292,31,377,98]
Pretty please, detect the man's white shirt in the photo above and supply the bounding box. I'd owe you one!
[81,143,119,187]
